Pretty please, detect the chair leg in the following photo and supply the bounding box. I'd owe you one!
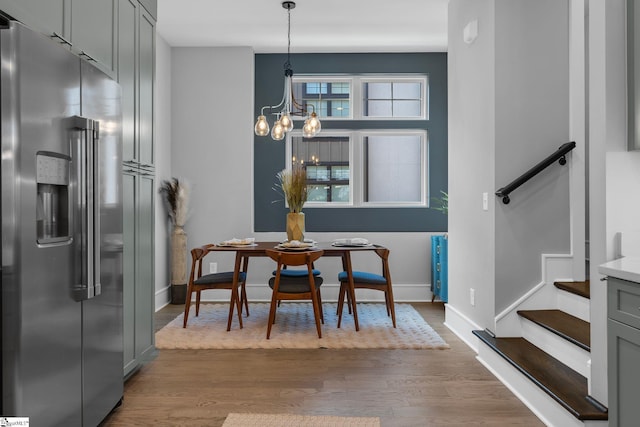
[384,292,391,316]
[241,282,250,317]
[227,285,243,331]
[310,290,323,339]
[387,286,397,328]
[195,291,202,316]
[336,282,346,328]
[182,287,193,328]
[317,289,324,324]
[266,292,279,339]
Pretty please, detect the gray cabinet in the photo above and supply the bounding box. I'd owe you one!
[122,168,155,377]
[607,276,640,426]
[0,0,116,77]
[119,0,156,377]
[0,0,68,39]
[71,0,117,76]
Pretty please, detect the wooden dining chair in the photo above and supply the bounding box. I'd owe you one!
[183,244,247,331]
[265,249,324,339]
[337,247,396,328]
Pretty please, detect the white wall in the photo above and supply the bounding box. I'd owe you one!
[448,0,497,331]
[493,0,571,313]
[154,34,172,308]
[588,0,628,404]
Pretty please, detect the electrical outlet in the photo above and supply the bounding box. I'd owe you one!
[209,262,217,274]
[482,192,488,211]
[470,288,475,306]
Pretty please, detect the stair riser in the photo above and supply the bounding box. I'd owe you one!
[476,342,607,427]
[520,317,591,378]
[557,289,590,322]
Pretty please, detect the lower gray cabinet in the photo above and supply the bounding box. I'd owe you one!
[607,276,640,426]
[123,168,155,377]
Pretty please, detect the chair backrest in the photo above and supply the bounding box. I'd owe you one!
[189,244,215,281]
[266,249,324,269]
[374,247,391,278]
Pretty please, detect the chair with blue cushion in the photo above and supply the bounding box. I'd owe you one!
[183,244,247,330]
[265,249,325,339]
[337,247,396,328]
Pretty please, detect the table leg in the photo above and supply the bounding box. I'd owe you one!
[227,252,244,331]
[343,252,359,331]
[240,255,250,316]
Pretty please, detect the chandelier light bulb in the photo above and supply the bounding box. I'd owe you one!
[308,112,321,133]
[254,115,270,136]
[302,120,314,138]
[271,120,285,140]
[280,113,294,132]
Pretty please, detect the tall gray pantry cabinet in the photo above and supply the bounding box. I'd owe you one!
[0,0,157,378]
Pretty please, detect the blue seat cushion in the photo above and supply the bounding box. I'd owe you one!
[269,276,324,293]
[272,269,321,277]
[338,271,387,285]
[194,271,246,285]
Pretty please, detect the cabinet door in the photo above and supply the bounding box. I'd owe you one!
[608,318,640,427]
[138,8,155,167]
[117,0,138,163]
[122,171,137,376]
[135,172,155,358]
[71,0,116,76]
[0,0,69,38]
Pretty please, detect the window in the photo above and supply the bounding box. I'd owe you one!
[287,74,428,208]
[287,130,427,207]
[362,79,425,118]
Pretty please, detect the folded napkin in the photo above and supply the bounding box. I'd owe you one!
[221,237,255,245]
[279,240,313,248]
[333,238,370,246]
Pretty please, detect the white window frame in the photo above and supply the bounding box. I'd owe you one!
[286,129,428,208]
[290,76,354,120]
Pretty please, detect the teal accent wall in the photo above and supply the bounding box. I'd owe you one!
[254,52,447,232]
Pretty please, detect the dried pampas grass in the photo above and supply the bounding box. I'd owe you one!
[160,178,190,226]
[274,167,307,213]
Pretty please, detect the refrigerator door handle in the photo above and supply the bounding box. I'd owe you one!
[70,115,101,300]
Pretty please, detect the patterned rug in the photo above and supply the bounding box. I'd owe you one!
[222,413,380,426]
[156,302,449,350]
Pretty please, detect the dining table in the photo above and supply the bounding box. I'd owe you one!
[209,240,386,331]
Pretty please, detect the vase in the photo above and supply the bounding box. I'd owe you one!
[171,225,187,304]
[286,212,305,242]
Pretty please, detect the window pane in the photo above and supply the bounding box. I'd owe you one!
[393,82,422,99]
[364,135,422,203]
[292,80,351,119]
[291,134,350,204]
[363,80,424,118]
[366,100,392,117]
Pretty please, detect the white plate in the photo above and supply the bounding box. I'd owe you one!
[275,245,317,251]
[331,242,373,247]
[218,242,257,247]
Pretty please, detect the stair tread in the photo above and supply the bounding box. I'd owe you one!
[518,309,590,351]
[473,330,608,421]
[555,280,590,299]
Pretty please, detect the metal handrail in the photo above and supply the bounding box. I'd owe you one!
[495,141,576,204]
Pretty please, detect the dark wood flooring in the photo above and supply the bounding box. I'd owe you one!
[101,303,544,426]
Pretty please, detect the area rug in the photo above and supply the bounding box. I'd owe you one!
[155,302,449,350]
[222,413,380,427]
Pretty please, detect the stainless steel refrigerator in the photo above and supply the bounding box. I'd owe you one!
[1,20,124,426]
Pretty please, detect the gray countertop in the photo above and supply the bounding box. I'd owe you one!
[599,256,640,283]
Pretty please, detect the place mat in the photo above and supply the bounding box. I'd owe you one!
[222,413,380,427]
[156,302,449,350]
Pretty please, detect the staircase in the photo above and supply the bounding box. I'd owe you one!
[474,280,608,427]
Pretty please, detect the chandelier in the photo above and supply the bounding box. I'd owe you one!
[254,1,322,140]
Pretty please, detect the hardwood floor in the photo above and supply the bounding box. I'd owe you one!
[102,303,544,426]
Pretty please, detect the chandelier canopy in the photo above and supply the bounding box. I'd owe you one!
[254,1,322,141]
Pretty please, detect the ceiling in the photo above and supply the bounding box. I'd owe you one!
[156,0,449,53]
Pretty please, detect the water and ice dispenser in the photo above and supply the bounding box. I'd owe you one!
[36,153,70,244]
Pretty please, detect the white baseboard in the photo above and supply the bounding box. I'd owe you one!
[443,303,483,352]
